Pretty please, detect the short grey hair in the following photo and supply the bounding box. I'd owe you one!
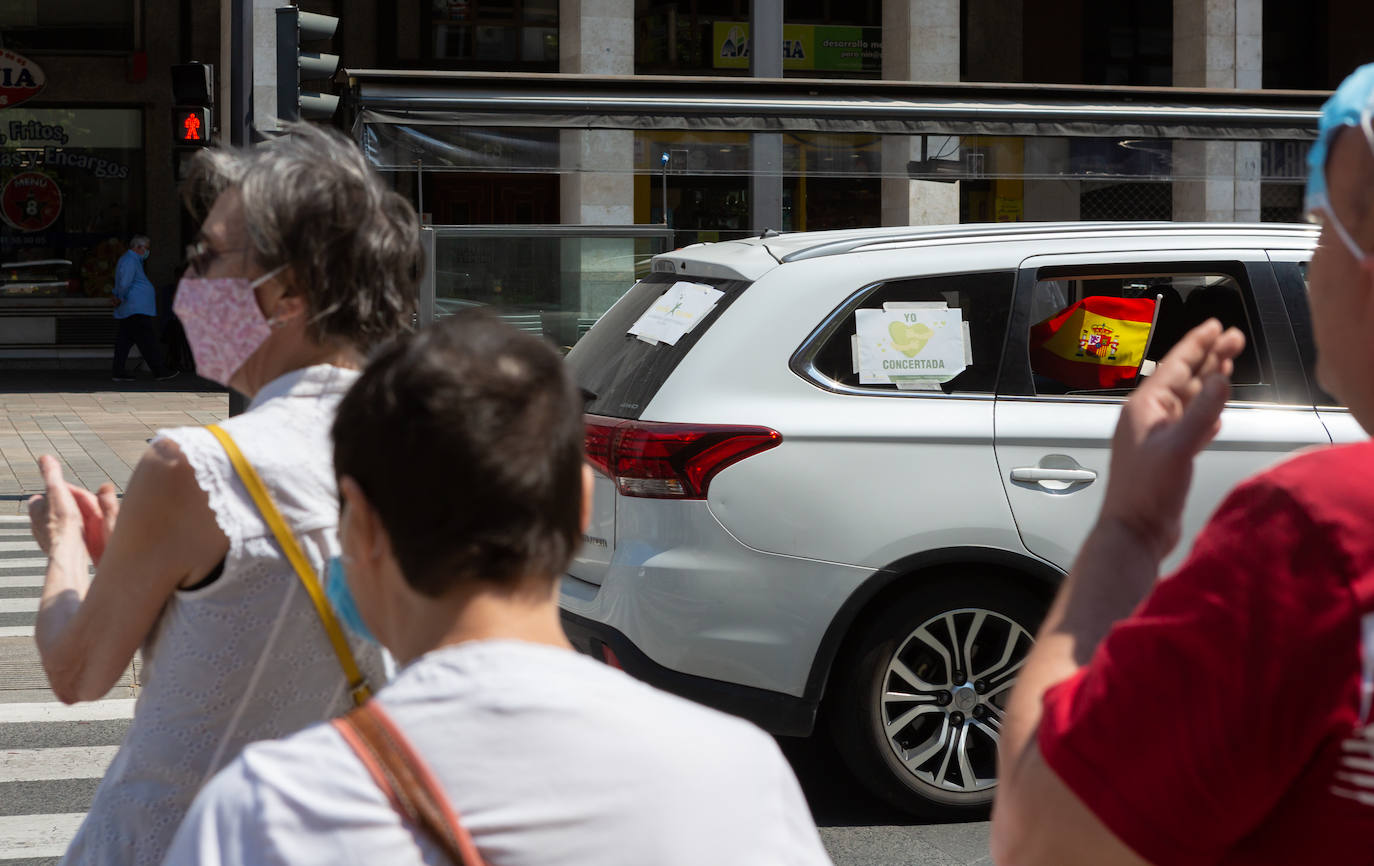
[181,122,420,350]
[129,235,150,250]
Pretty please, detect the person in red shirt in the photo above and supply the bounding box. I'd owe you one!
[991,65,1374,866]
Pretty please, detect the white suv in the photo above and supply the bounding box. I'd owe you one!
[559,222,1347,818]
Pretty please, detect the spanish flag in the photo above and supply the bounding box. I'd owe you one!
[1029,296,1157,390]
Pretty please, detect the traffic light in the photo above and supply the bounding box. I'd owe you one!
[171,62,213,147]
[275,6,340,122]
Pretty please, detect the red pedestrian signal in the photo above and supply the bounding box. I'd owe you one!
[173,107,211,147]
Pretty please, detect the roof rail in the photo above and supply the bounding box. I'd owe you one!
[777,222,1317,263]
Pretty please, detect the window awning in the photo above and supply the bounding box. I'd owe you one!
[345,70,1326,141]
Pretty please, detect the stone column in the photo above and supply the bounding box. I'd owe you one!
[750,0,784,234]
[251,0,280,132]
[881,0,961,226]
[559,0,635,333]
[1172,0,1262,222]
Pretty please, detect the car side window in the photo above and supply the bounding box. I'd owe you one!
[1027,268,1267,398]
[1275,259,1341,407]
[806,270,1014,394]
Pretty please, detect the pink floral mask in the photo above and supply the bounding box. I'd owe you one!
[173,266,286,387]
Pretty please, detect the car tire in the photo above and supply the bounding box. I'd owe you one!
[826,572,1047,819]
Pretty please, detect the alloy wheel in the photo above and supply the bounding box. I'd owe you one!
[878,607,1033,801]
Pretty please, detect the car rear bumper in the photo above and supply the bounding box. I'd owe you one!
[560,607,819,736]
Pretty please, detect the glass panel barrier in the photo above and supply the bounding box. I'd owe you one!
[424,225,674,351]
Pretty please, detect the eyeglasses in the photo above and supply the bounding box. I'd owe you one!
[183,240,247,277]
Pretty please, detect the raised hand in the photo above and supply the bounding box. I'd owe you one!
[1100,319,1246,561]
[28,455,85,556]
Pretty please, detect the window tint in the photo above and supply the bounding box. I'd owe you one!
[1027,268,1268,398]
[567,272,750,420]
[806,271,1014,394]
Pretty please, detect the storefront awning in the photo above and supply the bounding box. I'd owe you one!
[344,70,1326,141]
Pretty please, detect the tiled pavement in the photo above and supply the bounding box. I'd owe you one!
[0,372,228,515]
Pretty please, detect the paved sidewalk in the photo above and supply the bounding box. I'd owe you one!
[0,372,228,515]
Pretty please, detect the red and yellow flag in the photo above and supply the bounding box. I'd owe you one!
[1029,296,1157,390]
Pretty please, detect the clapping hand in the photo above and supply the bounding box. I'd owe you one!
[28,456,120,564]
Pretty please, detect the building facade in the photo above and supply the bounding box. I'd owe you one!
[1,1,1368,363]
[314,0,1369,340]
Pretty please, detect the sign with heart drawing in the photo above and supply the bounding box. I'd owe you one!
[855,306,967,386]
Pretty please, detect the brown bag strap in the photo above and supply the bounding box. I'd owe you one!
[333,702,485,866]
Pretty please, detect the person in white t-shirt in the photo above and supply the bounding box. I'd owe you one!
[164,311,833,866]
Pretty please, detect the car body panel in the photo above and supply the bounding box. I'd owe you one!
[994,398,1332,573]
[558,498,871,696]
[995,246,1330,573]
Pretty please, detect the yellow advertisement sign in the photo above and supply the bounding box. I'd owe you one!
[712,22,879,72]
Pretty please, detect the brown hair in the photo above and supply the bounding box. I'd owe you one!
[332,311,585,597]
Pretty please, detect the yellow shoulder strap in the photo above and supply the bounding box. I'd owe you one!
[205,424,372,707]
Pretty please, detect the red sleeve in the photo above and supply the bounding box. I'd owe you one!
[1037,474,1357,865]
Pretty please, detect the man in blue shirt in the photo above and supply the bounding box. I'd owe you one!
[112,234,177,382]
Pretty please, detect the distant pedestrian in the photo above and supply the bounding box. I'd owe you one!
[112,234,177,382]
[26,123,419,866]
[164,311,833,866]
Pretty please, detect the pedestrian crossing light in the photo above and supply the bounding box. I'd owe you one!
[170,62,214,148]
[275,6,341,122]
[175,107,211,146]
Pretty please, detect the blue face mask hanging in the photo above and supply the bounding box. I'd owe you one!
[1305,63,1374,217]
[325,556,377,644]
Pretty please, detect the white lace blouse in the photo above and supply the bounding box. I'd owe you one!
[59,365,388,866]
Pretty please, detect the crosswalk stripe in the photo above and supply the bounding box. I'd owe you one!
[0,627,33,638]
[0,746,119,783]
[0,558,47,570]
[0,701,134,724]
[0,598,37,613]
[0,574,41,589]
[0,812,85,860]
[0,542,38,553]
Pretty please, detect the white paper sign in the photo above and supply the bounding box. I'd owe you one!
[627,281,724,346]
[856,307,967,385]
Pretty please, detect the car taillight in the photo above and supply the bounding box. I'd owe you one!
[584,419,617,477]
[584,415,781,499]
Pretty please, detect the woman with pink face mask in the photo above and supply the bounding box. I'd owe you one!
[25,123,420,866]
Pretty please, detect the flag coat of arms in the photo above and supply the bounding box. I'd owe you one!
[1029,295,1157,390]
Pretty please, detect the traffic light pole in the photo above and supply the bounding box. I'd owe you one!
[227,0,252,416]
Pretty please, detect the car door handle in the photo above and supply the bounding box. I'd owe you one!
[1010,467,1097,484]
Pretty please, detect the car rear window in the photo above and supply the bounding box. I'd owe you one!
[567,272,751,419]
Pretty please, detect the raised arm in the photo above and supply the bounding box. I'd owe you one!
[991,320,1245,866]
[30,439,229,703]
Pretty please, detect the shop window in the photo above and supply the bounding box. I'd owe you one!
[0,108,145,300]
[636,0,879,78]
[427,0,558,68]
[1078,181,1171,221]
[1026,269,1268,399]
[1081,0,1171,87]
[0,1,135,53]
